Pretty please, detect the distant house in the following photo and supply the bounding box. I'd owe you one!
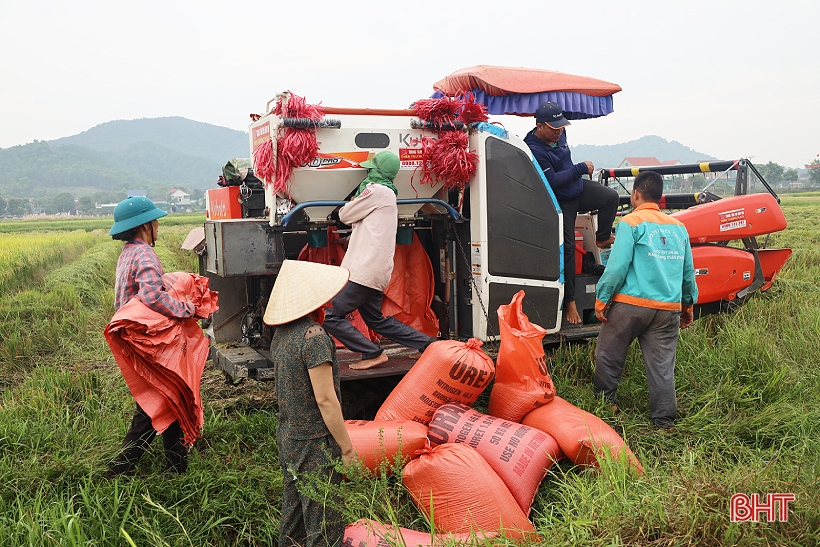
[127,189,147,197]
[96,203,118,215]
[170,189,190,202]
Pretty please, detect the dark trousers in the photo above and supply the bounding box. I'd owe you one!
[593,302,680,426]
[108,404,187,475]
[278,434,344,547]
[560,179,619,303]
[323,281,436,360]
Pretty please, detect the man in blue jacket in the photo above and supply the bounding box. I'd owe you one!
[524,102,619,324]
[593,171,698,431]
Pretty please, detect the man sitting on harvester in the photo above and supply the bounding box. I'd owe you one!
[323,151,437,370]
[524,102,620,325]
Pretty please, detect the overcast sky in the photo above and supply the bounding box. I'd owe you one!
[1,0,816,169]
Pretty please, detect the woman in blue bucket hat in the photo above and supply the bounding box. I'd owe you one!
[105,196,198,477]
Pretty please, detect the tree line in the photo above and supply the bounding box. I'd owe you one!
[0,188,205,218]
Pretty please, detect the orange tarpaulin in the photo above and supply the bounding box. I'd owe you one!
[433,65,622,97]
[382,233,439,338]
[104,272,218,446]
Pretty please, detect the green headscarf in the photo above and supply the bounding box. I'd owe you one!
[354,151,400,197]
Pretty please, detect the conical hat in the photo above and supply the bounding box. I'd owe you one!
[263,260,349,326]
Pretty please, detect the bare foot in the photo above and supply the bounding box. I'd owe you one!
[349,353,389,370]
[596,235,615,248]
[564,301,582,325]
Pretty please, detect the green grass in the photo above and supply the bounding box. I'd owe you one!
[0,204,818,546]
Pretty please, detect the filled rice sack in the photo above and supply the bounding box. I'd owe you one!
[488,291,556,423]
[522,396,643,474]
[345,419,429,473]
[375,339,495,425]
[427,403,563,514]
[343,519,495,547]
[402,443,536,540]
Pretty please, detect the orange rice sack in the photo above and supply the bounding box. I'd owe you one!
[345,420,428,473]
[488,291,556,423]
[343,519,494,547]
[522,396,643,475]
[427,403,563,514]
[402,443,536,539]
[375,339,495,425]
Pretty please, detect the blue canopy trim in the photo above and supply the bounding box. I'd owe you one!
[432,89,614,120]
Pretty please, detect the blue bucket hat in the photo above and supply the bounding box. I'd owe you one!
[109,196,167,236]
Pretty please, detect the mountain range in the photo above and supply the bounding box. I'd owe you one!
[571,135,717,168]
[0,117,717,199]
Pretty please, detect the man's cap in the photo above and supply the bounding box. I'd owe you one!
[109,196,167,236]
[535,102,571,129]
[263,260,350,326]
[359,151,400,180]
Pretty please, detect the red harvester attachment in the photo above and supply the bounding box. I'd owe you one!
[601,159,791,317]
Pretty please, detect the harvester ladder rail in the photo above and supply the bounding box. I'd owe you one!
[450,221,497,350]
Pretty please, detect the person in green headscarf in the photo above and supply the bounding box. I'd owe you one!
[353,150,399,197]
[324,151,436,370]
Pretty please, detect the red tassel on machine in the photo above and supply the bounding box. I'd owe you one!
[457,92,489,125]
[413,97,459,126]
[252,139,275,188]
[428,131,477,191]
[412,93,480,190]
[271,92,325,196]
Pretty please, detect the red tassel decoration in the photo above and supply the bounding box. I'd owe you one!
[252,139,275,188]
[457,92,489,125]
[413,97,460,126]
[412,93,481,190]
[427,131,477,191]
[272,92,324,196]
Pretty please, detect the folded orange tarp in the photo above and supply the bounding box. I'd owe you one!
[104,272,218,446]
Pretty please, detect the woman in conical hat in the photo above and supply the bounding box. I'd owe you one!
[264,259,355,547]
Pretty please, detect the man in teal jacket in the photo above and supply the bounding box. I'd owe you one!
[593,171,697,430]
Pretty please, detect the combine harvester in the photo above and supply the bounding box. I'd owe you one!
[196,66,791,399]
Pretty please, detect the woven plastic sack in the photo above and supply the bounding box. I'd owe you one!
[345,420,429,473]
[104,272,217,446]
[488,291,556,422]
[343,519,494,547]
[375,339,495,425]
[427,403,562,514]
[402,443,536,539]
[381,232,439,338]
[522,396,643,475]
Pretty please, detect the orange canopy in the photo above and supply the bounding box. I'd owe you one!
[433,65,621,97]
